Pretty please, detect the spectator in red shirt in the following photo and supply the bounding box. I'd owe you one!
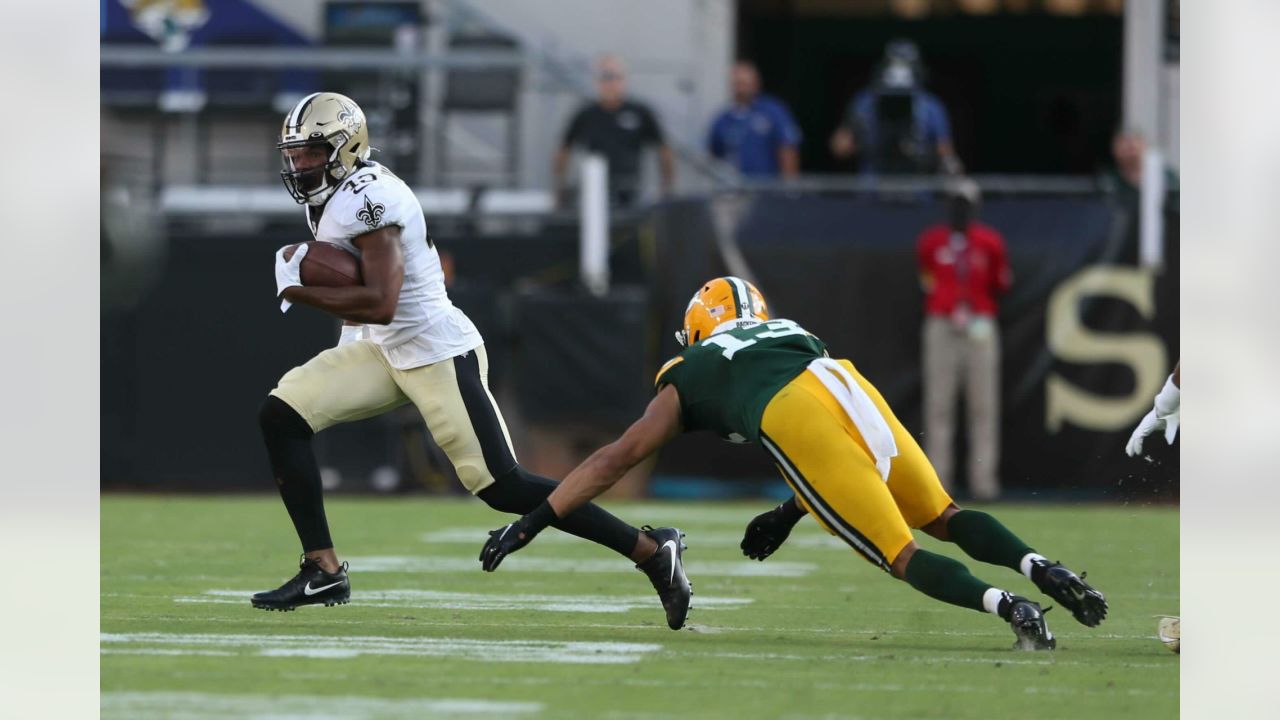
[917,178,1012,500]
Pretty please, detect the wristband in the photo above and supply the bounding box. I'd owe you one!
[777,496,806,525]
[524,500,559,537]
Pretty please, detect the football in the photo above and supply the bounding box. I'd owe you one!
[284,241,362,287]
[1156,616,1180,654]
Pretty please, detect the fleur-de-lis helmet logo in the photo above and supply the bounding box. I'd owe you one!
[336,100,362,132]
[356,196,385,229]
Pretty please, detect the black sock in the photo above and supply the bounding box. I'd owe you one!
[478,466,640,558]
[902,548,996,614]
[259,396,332,553]
[945,509,1035,574]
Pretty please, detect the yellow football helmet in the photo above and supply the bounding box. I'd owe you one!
[677,276,769,346]
[278,92,372,206]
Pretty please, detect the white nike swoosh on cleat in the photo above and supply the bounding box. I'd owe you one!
[661,540,678,585]
[303,580,344,596]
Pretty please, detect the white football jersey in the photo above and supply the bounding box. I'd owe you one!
[306,161,483,370]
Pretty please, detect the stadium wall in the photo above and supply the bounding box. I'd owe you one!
[101,192,1177,499]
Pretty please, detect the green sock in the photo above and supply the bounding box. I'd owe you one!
[903,548,997,614]
[946,509,1035,573]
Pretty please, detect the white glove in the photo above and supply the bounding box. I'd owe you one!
[1126,375,1180,457]
[274,243,309,313]
[338,324,367,346]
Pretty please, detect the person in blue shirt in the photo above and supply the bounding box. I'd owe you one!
[830,40,960,175]
[707,61,802,179]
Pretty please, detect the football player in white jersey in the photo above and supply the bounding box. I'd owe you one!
[251,92,692,629]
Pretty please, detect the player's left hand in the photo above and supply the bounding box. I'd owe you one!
[274,243,309,312]
[479,516,539,572]
[740,504,799,561]
[1125,407,1179,457]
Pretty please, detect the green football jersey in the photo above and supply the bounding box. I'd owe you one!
[654,319,828,443]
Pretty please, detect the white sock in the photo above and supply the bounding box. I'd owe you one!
[982,587,1009,615]
[1019,553,1047,580]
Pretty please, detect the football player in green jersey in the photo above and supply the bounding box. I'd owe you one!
[480,277,1107,649]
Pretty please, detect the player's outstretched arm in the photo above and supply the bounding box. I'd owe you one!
[479,386,683,571]
[278,227,405,324]
[548,386,682,517]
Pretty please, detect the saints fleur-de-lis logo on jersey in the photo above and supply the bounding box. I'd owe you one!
[356,196,385,229]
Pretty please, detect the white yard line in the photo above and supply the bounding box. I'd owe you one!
[345,555,815,577]
[100,632,660,665]
[175,589,752,614]
[671,648,1170,669]
[100,691,541,719]
[99,648,235,657]
[421,527,847,550]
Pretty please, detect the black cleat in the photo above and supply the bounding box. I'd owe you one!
[251,556,350,611]
[635,526,692,630]
[1007,596,1056,651]
[1031,560,1108,627]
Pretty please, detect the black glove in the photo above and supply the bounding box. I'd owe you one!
[740,497,805,561]
[479,501,557,572]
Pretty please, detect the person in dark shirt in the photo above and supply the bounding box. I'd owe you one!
[830,40,959,175]
[553,55,675,207]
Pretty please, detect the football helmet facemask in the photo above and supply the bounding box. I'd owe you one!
[677,276,769,346]
[278,92,372,206]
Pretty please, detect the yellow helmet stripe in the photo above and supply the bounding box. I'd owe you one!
[725,276,752,319]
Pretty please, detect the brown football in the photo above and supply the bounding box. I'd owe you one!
[284,242,362,287]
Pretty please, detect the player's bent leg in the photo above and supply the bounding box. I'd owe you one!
[259,396,334,556]
[254,398,353,611]
[478,466,644,561]
[841,360,1109,628]
[935,506,1108,628]
[254,341,408,611]
[760,371,1053,650]
[896,542,1055,651]
[398,346,689,628]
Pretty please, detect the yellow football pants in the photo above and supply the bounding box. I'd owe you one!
[759,360,954,571]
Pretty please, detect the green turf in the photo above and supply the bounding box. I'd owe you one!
[101,495,1178,719]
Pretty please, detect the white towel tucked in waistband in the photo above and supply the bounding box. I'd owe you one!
[806,358,899,481]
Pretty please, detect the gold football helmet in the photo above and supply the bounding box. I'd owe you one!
[278,92,372,206]
[677,276,769,346]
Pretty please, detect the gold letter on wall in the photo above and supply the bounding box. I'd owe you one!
[1046,266,1167,433]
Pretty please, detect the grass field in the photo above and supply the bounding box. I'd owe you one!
[101,495,1178,719]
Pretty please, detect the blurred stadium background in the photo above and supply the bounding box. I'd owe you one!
[98,1,1182,717]
[100,0,1179,505]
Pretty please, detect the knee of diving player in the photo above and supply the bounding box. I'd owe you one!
[919,503,962,541]
[890,540,920,580]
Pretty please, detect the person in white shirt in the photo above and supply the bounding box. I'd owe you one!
[251,93,691,630]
